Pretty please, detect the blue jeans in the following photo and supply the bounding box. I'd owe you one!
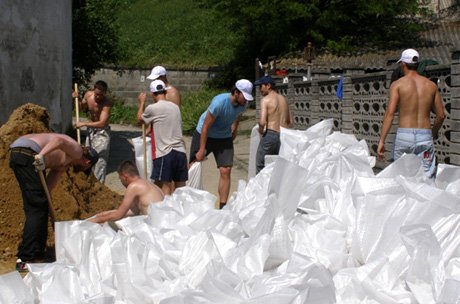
[393,128,436,178]
[256,129,281,174]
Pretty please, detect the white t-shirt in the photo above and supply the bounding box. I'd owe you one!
[142,100,186,158]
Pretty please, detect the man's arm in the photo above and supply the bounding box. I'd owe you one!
[258,98,267,134]
[137,92,147,124]
[232,116,241,140]
[377,83,400,159]
[88,185,137,223]
[431,90,445,139]
[46,169,64,192]
[79,101,112,129]
[195,111,216,161]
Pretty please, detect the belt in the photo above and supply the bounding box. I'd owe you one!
[10,147,37,157]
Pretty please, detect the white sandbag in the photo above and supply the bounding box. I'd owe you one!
[186,161,203,189]
[15,119,460,303]
[0,271,34,303]
[436,163,460,196]
[132,135,152,179]
[248,125,260,179]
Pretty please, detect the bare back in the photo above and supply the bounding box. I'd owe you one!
[166,85,181,108]
[23,133,82,169]
[390,72,439,129]
[126,178,164,215]
[259,91,291,132]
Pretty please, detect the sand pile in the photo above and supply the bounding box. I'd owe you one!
[0,103,121,273]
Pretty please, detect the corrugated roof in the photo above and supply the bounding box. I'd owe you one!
[275,22,460,72]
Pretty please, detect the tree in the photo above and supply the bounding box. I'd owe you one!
[72,0,126,86]
[198,0,427,83]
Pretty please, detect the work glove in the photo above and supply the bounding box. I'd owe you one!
[33,154,45,171]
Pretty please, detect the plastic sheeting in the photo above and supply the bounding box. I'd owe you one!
[2,119,460,303]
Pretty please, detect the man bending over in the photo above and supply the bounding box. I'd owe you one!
[89,160,164,223]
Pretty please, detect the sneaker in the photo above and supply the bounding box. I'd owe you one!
[15,259,28,273]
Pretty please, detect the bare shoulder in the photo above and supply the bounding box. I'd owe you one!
[84,90,93,99]
[103,96,114,108]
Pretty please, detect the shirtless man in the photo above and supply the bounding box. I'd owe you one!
[378,48,445,178]
[89,160,164,224]
[74,80,113,183]
[254,75,292,174]
[10,133,98,270]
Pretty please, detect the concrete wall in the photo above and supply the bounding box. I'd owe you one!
[92,67,214,106]
[0,0,72,132]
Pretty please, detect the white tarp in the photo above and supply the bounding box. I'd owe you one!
[2,119,460,303]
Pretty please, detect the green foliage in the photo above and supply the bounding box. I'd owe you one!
[181,89,222,135]
[105,89,222,135]
[197,0,427,81]
[116,0,239,68]
[109,99,139,125]
[72,0,127,86]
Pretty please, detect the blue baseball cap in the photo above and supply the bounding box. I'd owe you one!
[254,75,275,86]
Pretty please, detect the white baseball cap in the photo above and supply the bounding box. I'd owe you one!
[147,66,167,80]
[149,80,167,93]
[235,79,254,101]
[397,48,419,64]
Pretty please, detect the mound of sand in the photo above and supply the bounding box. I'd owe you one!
[0,103,121,273]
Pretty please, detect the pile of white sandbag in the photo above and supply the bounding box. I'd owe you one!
[1,119,460,303]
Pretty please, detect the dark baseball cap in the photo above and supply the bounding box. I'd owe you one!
[254,75,275,86]
[83,146,99,167]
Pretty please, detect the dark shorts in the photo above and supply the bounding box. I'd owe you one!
[151,150,188,182]
[189,130,233,167]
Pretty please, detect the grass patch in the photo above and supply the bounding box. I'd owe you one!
[116,0,239,68]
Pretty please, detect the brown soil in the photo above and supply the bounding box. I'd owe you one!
[0,104,121,274]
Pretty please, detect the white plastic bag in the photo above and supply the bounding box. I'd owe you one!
[186,162,203,189]
[248,125,260,179]
[132,135,152,179]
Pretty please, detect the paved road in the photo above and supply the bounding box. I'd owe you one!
[103,110,256,206]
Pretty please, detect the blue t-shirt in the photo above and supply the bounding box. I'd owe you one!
[196,93,247,138]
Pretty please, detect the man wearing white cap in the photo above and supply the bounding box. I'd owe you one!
[189,79,254,209]
[137,80,188,195]
[138,66,182,163]
[378,48,445,178]
[145,65,181,107]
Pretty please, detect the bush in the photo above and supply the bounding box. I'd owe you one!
[109,94,139,125]
[105,89,223,135]
[181,89,222,135]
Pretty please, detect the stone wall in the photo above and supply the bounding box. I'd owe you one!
[259,51,459,169]
[91,67,215,106]
[0,1,72,132]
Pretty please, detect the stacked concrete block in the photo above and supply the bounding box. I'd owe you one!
[350,72,389,169]
[449,50,460,165]
[290,80,316,130]
[317,78,342,131]
[426,64,452,165]
[92,68,211,106]
[254,51,460,170]
[340,70,354,135]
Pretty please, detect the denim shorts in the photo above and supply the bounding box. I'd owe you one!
[393,128,436,178]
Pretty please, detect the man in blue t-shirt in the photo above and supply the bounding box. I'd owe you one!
[189,79,254,209]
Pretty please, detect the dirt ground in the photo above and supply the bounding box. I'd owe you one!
[0,104,121,274]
